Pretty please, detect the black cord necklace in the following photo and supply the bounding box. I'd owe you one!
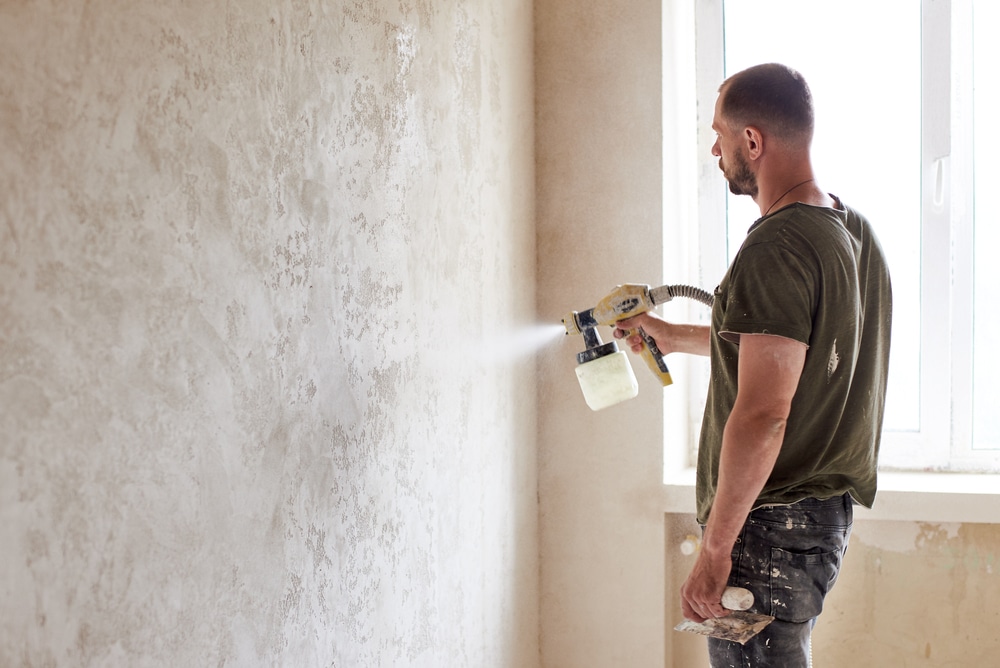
[763,178,813,217]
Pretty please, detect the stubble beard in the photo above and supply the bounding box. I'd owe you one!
[722,149,758,199]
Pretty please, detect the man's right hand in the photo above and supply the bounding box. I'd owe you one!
[614,313,711,358]
[614,312,670,353]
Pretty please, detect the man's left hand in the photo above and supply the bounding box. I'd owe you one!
[679,547,733,622]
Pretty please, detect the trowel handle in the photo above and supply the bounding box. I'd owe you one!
[721,587,754,611]
[626,327,673,387]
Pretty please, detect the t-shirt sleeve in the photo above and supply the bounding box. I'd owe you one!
[718,240,815,346]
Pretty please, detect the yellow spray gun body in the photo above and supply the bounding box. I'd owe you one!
[563,283,674,387]
[562,283,715,410]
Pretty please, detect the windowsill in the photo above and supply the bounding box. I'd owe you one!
[663,468,1000,524]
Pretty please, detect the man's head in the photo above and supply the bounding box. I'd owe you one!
[718,63,814,145]
[711,63,815,196]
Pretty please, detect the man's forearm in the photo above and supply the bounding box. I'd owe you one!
[668,323,711,357]
[701,407,786,559]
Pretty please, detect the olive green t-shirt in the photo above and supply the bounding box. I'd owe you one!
[696,199,892,525]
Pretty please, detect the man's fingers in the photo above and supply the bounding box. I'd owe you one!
[682,595,731,623]
[611,325,647,352]
[681,599,706,624]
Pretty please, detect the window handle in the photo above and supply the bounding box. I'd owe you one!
[933,157,948,209]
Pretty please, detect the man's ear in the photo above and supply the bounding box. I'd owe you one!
[744,126,763,160]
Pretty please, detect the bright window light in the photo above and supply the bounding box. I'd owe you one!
[721,0,920,434]
[688,0,999,470]
[973,0,1000,449]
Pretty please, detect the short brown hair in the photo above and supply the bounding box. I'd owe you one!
[719,63,814,144]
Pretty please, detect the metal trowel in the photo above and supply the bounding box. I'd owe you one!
[673,586,775,645]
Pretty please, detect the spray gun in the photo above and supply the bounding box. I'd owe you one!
[563,283,714,411]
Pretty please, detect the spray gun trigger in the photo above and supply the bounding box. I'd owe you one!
[638,328,663,356]
[638,329,670,375]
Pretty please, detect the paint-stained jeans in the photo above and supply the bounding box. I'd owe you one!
[707,493,853,668]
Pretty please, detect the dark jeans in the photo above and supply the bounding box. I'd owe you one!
[707,493,853,668]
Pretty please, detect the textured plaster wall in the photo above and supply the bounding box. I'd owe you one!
[817,520,1000,666]
[0,1,537,666]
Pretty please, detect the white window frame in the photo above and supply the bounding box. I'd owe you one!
[680,0,999,475]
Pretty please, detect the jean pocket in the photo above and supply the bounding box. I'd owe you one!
[768,546,843,623]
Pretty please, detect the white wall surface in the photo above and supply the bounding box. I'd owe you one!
[535,1,669,665]
[0,1,538,666]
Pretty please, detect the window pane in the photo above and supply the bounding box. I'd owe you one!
[973,0,1000,449]
[721,0,920,432]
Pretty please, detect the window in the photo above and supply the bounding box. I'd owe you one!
[685,0,999,471]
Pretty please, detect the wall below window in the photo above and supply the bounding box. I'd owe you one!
[669,513,1000,666]
[0,1,537,665]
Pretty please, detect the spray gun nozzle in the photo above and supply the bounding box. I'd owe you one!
[562,311,582,336]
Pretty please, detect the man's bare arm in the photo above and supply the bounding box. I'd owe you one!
[680,333,807,622]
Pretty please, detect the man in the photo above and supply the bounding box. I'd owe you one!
[616,63,892,666]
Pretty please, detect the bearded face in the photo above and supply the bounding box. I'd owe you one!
[721,145,758,199]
